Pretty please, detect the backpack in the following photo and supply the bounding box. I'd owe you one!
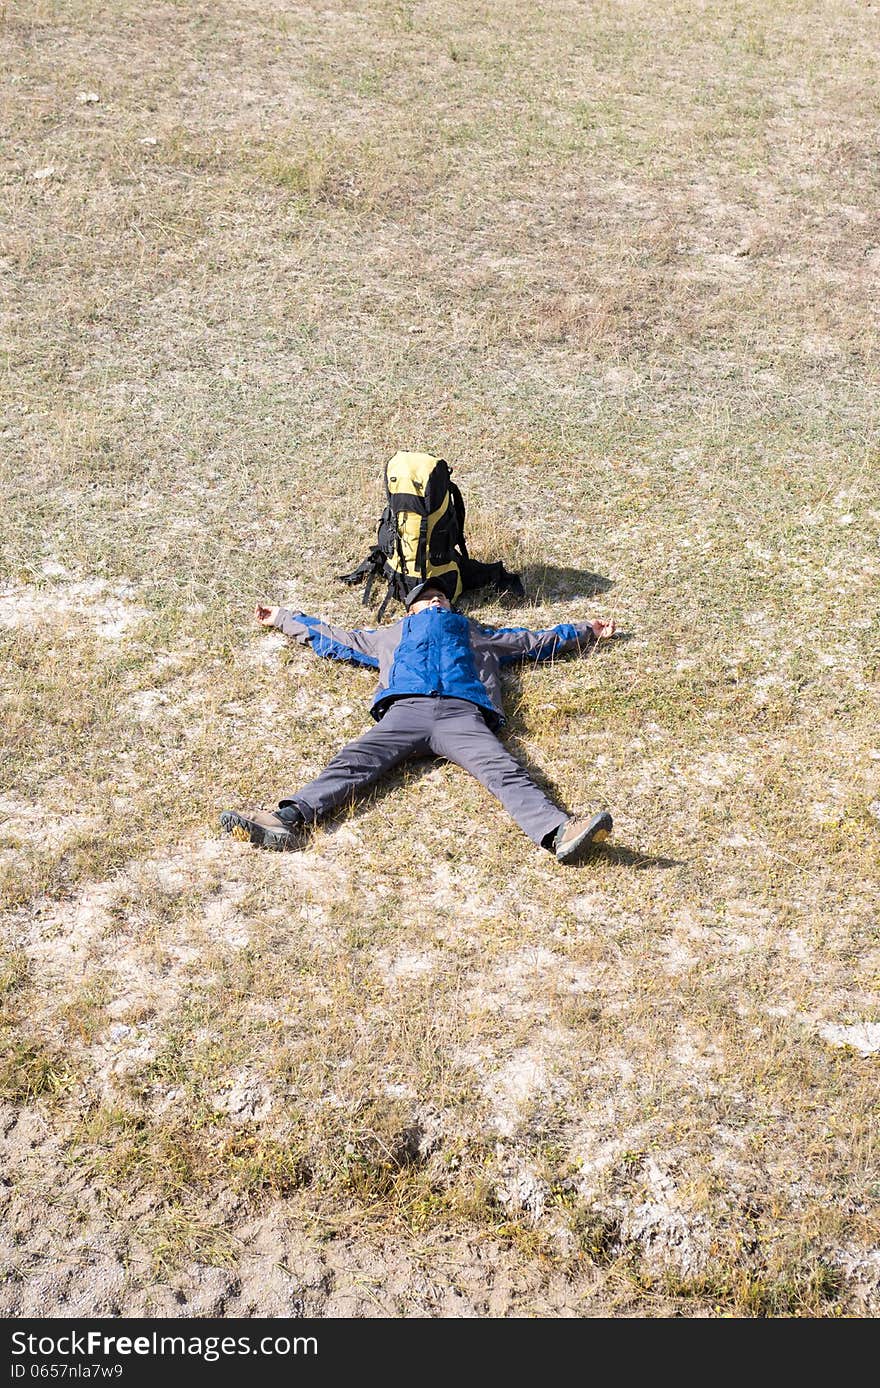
[339,451,524,616]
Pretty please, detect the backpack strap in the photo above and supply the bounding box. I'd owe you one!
[415,512,428,578]
[337,541,385,580]
[393,524,409,584]
[338,546,387,606]
[449,480,469,560]
[338,551,379,585]
[377,569,409,620]
[376,585,393,621]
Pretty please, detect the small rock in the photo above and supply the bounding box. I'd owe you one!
[820,1022,880,1057]
[32,166,56,181]
[77,92,100,105]
[139,136,157,146]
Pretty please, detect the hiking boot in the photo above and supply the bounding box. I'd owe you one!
[219,809,301,851]
[554,810,613,863]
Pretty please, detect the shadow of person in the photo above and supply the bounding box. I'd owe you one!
[600,843,685,870]
[519,565,614,601]
[454,565,613,614]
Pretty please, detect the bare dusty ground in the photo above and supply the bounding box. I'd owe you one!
[1,0,879,1316]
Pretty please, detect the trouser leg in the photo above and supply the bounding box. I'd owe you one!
[278,698,432,823]
[428,699,566,847]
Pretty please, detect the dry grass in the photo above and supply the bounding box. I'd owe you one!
[1,0,879,1317]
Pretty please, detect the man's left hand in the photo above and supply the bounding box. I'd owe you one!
[589,618,616,641]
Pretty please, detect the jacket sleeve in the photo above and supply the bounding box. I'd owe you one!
[273,609,380,668]
[482,621,597,666]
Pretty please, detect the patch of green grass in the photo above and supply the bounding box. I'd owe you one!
[85,1109,311,1202]
[0,949,29,999]
[57,974,112,1047]
[0,1035,76,1103]
[144,1205,239,1277]
[655,1259,843,1318]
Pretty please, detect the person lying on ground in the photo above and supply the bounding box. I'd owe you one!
[220,583,617,863]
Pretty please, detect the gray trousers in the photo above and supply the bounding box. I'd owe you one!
[279,696,566,847]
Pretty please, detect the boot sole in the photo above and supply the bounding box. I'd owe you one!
[556,811,613,862]
[220,812,297,851]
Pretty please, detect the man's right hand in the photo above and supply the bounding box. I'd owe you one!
[255,603,279,626]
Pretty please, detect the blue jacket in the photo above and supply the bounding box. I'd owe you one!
[273,607,598,727]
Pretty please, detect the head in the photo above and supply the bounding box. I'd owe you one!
[405,583,453,615]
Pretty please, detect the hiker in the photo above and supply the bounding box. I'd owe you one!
[220,583,617,862]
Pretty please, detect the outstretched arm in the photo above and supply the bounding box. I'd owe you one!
[485,617,616,665]
[255,603,380,668]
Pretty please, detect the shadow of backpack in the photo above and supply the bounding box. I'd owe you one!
[338,451,525,616]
